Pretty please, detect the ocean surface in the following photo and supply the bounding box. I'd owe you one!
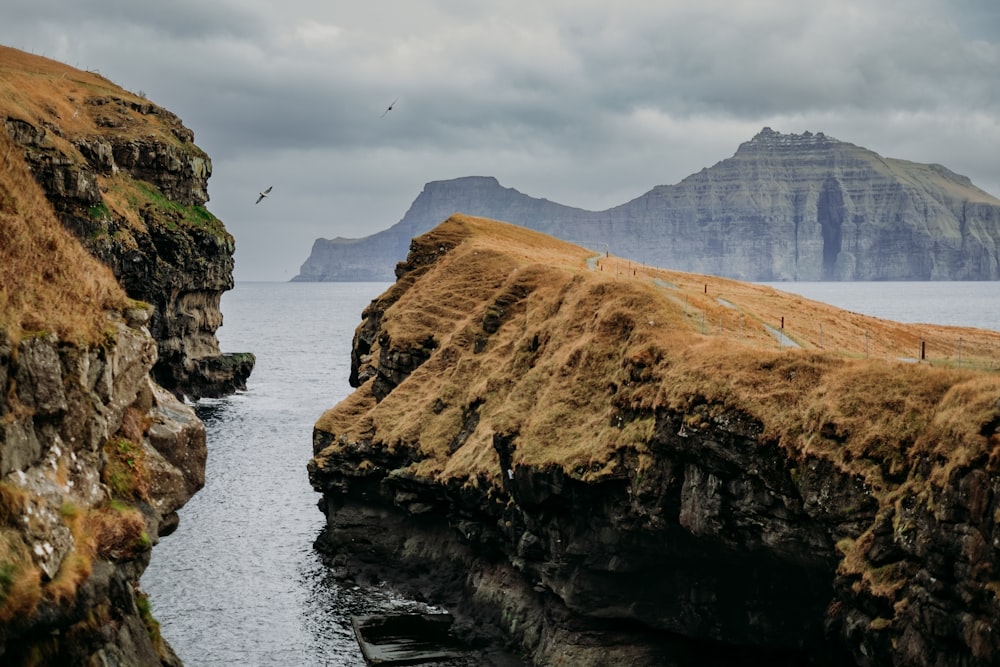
[142,280,999,666]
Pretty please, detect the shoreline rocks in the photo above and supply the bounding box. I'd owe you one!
[1,318,205,665]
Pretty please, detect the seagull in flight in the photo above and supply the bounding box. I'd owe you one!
[256,186,272,204]
[380,99,397,118]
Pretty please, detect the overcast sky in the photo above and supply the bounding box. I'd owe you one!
[3,1,998,281]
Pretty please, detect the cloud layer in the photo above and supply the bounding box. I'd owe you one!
[3,0,998,279]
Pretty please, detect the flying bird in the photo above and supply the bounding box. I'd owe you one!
[255,186,272,204]
[380,99,397,118]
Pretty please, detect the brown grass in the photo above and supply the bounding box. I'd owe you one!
[84,501,149,561]
[0,483,43,622]
[315,214,1000,495]
[0,45,230,344]
[0,493,150,622]
[0,131,127,343]
[0,45,184,151]
[42,502,95,607]
[0,531,42,623]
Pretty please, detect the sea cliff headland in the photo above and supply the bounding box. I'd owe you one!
[1,46,245,664]
[310,214,1000,665]
[1,44,253,400]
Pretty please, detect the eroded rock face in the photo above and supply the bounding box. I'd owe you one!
[0,320,204,664]
[4,103,253,400]
[311,407,865,664]
[294,129,1000,282]
[309,218,1000,666]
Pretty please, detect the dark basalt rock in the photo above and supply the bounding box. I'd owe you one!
[0,320,204,665]
[4,101,253,400]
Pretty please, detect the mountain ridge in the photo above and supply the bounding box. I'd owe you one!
[294,128,1000,282]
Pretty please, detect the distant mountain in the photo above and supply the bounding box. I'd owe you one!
[293,128,1000,282]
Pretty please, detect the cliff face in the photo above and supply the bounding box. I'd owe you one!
[1,45,253,399]
[309,215,1000,666]
[603,128,1000,281]
[0,319,204,665]
[293,176,592,282]
[0,47,241,664]
[294,129,1000,282]
[1,118,206,662]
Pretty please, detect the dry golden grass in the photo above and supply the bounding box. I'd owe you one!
[0,531,42,624]
[0,130,127,343]
[39,500,101,608]
[0,483,43,622]
[0,45,182,150]
[84,502,148,561]
[0,46,227,343]
[0,494,149,622]
[315,214,1000,498]
[0,46,217,234]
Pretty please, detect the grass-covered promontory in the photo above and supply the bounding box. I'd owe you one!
[315,214,1000,493]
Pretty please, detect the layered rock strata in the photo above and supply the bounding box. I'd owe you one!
[309,215,1000,666]
[0,47,240,664]
[295,128,1000,282]
[1,46,253,398]
[0,314,205,665]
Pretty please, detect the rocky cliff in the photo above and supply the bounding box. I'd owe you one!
[1,45,253,399]
[1,121,205,663]
[0,321,204,666]
[309,215,1000,666]
[294,128,1000,282]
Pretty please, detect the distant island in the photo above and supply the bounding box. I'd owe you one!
[294,128,1000,282]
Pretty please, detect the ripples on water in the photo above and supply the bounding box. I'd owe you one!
[141,282,445,667]
[143,281,999,665]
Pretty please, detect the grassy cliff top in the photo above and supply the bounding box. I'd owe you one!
[0,45,225,238]
[0,45,197,151]
[315,214,1000,495]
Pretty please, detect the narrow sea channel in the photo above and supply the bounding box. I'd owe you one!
[140,281,439,667]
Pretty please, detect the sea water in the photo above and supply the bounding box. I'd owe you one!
[141,282,412,667]
[142,280,999,665]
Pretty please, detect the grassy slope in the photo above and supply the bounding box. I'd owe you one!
[0,45,230,342]
[0,49,170,635]
[316,214,1000,500]
[0,44,194,154]
[0,45,225,239]
[0,129,126,343]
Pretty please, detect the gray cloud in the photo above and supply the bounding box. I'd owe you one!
[2,0,997,280]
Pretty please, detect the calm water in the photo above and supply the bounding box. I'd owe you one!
[141,282,434,667]
[142,280,998,666]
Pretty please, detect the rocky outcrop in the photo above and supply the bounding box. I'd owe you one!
[0,314,205,665]
[294,129,1000,282]
[309,215,1000,666]
[0,47,239,665]
[1,46,253,399]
